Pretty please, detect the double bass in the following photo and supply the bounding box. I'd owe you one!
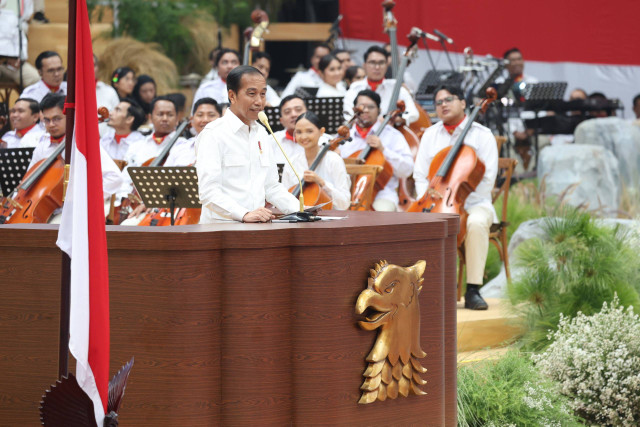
[289,125,352,210]
[408,88,498,246]
[242,10,269,66]
[382,0,399,78]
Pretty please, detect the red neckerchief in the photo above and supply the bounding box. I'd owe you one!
[114,133,130,144]
[50,134,65,144]
[444,115,466,135]
[152,133,168,145]
[284,129,295,142]
[310,67,319,75]
[513,74,524,83]
[44,81,60,93]
[367,78,383,92]
[16,123,37,138]
[355,124,372,140]
[221,78,226,84]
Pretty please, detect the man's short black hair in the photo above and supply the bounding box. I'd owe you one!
[121,97,146,131]
[331,48,347,56]
[354,89,381,110]
[435,85,465,101]
[503,47,521,59]
[150,95,177,115]
[193,97,219,114]
[226,65,264,94]
[40,93,65,112]
[364,45,389,63]
[252,51,271,63]
[279,94,306,111]
[16,97,40,115]
[35,51,62,70]
[313,43,331,54]
[215,48,241,67]
[633,94,640,108]
[165,93,186,113]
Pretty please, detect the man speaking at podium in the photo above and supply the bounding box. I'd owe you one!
[196,65,300,223]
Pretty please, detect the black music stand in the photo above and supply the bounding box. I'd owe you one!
[415,70,464,111]
[305,97,344,134]
[294,86,319,99]
[263,106,283,133]
[0,147,35,196]
[128,166,201,226]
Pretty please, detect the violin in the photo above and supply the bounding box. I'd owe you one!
[243,10,269,66]
[408,88,498,246]
[0,107,109,224]
[288,125,351,210]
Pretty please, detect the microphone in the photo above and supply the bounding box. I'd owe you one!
[411,27,439,42]
[258,111,304,213]
[433,29,453,44]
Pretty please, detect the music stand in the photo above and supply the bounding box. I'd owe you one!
[0,147,35,196]
[128,166,201,226]
[305,97,344,134]
[294,86,319,99]
[263,106,283,132]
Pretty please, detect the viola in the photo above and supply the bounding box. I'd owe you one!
[288,125,351,210]
[408,88,498,246]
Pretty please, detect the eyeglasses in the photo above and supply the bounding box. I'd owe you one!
[435,96,458,107]
[355,104,377,111]
[365,60,387,68]
[43,116,64,125]
[44,67,64,75]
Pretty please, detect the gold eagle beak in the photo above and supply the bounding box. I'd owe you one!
[356,289,392,331]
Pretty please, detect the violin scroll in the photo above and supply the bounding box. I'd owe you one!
[98,107,109,123]
[251,9,268,24]
[480,87,498,114]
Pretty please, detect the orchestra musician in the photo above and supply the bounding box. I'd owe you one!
[281,111,351,210]
[192,48,241,105]
[413,86,498,310]
[21,51,67,102]
[315,54,346,98]
[343,46,418,124]
[99,98,146,161]
[1,98,45,148]
[251,51,281,107]
[196,65,299,223]
[331,48,355,75]
[281,43,331,98]
[340,89,413,211]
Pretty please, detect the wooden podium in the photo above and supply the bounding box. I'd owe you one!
[0,211,458,426]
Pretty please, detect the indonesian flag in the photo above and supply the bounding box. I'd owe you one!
[56,0,110,425]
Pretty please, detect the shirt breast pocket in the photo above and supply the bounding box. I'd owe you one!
[225,154,248,167]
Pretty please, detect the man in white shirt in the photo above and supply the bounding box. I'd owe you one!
[192,48,240,105]
[251,51,281,107]
[0,0,40,88]
[1,97,44,148]
[93,54,119,111]
[413,86,498,310]
[21,51,67,102]
[100,98,146,161]
[272,95,307,167]
[340,89,413,211]
[343,46,418,124]
[196,65,299,223]
[281,44,330,98]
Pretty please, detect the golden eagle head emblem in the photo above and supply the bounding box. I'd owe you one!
[355,260,427,404]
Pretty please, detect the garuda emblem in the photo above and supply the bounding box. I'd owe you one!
[355,260,427,404]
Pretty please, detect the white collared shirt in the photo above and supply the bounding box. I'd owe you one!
[282,146,351,210]
[281,68,324,98]
[271,129,331,167]
[99,126,145,161]
[95,81,120,111]
[1,123,45,148]
[122,130,187,168]
[193,77,228,106]
[413,117,498,222]
[196,109,299,222]
[21,80,67,102]
[316,81,346,98]
[340,122,414,205]
[266,84,281,107]
[164,136,196,166]
[343,78,419,124]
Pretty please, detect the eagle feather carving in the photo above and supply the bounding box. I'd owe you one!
[355,260,427,404]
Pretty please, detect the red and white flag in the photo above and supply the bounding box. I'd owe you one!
[56,0,110,424]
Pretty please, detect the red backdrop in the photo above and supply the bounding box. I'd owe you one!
[340,0,640,66]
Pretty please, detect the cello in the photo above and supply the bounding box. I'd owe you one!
[289,125,352,210]
[408,88,498,246]
[0,107,109,224]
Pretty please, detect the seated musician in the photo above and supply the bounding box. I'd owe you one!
[332,48,355,75]
[413,86,498,310]
[251,51,281,107]
[281,111,351,210]
[281,43,331,98]
[99,98,146,161]
[1,98,45,148]
[26,93,124,223]
[315,54,346,98]
[343,46,418,124]
[340,89,413,212]
[193,48,241,105]
[196,65,299,223]
[21,51,67,102]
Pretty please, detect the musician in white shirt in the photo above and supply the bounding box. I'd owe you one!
[93,54,119,111]
[1,98,44,148]
[193,48,240,105]
[281,44,330,98]
[282,111,350,210]
[251,51,281,107]
[343,46,418,124]
[315,54,346,98]
[196,65,299,223]
[272,95,307,166]
[340,90,413,211]
[413,86,498,310]
[99,99,146,161]
[21,51,67,102]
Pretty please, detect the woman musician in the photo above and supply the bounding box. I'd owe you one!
[282,111,351,210]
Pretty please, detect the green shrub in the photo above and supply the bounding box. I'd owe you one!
[508,209,640,350]
[457,351,580,426]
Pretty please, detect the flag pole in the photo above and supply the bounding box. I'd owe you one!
[59,0,77,379]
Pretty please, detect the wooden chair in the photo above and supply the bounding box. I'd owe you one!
[344,163,383,211]
[106,159,127,225]
[456,157,518,300]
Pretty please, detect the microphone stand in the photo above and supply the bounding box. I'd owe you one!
[17,0,24,91]
[420,36,436,72]
[437,37,455,72]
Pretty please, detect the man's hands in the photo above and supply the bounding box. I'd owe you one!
[366,135,384,152]
[242,207,275,223]
[127,203,149,219]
